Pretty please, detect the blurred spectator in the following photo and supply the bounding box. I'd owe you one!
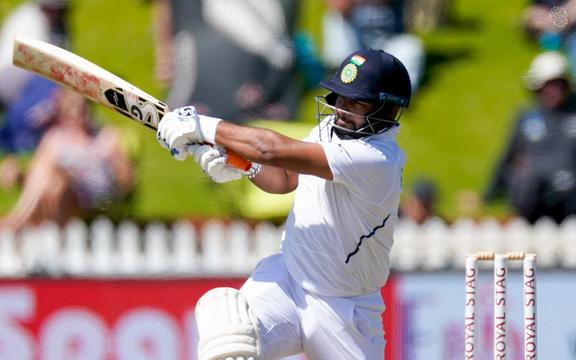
[0,76,61,191]
[400,178,439,224]
[0,89,135,231]
[0,0,69,108]
[404,0,451,33]
[521,0,576,79]
[322,0,425,91]
[151,0,302,122]
[484,51,576,224]
[0,76,59,156]
[0,0,70,189]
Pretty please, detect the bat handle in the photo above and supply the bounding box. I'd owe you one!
[227,150,252,171]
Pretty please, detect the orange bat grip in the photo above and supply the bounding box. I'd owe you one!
[227,150,252,171]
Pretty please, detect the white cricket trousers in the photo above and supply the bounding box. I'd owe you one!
[240,254,385,360]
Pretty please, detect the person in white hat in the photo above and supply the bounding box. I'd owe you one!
[485,51,576,224]
[523,51,571,90]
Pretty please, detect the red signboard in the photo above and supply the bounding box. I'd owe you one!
[0,278,397,359]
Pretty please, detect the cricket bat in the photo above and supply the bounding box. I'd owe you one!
[12,36,251,171]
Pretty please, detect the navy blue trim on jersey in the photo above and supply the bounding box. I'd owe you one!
[344,214,391,264]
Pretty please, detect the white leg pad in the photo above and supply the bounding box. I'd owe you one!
[196,287,262,360]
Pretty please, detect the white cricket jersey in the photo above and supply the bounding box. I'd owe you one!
[282,122,405,297]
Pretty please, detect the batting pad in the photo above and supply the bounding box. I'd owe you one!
[196,287,262,360]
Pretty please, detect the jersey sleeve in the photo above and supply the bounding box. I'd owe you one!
[321,139,403,202]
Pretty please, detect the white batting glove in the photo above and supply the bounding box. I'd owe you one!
[190,144,244,183]
[156,106,222,161]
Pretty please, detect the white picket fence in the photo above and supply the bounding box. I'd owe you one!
[0,216,575,277]
[392,216,576,271]
[0,217,283,278]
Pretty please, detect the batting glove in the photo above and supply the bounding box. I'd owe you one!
[156,106,222,161]
[190,144,243,183]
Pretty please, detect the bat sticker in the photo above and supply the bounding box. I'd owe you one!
[104,88,164,128]
[104,88,128,112]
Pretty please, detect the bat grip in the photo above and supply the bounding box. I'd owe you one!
[227,150,252,171]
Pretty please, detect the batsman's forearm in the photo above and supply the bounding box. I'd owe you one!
[214,123,298,193]
[214,121,333,180]
[250,164,298,194]
[215,122,294,165]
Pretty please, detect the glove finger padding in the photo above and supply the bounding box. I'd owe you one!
[192,145,243,183]
[156,106,203,160]
[193,145,221,167]
[207,157,243,183]
[156,130,170,150]
[169,137,191,161]
[165,124,196,158]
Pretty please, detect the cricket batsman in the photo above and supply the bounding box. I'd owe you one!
[157,48,412,359]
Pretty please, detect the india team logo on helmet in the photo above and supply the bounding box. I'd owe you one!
[340,55,366,84]
[340,64,358,83]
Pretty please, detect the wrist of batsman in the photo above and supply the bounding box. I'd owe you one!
[244,163,262,179]
[198,115,222,144]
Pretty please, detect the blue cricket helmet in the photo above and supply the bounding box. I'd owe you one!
[321,48,411,107]
[317,48,412,138]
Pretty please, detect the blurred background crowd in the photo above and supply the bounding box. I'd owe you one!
[1,0,576,229]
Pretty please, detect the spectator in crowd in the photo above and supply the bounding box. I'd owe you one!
[484,51,576,224]
[322,0,425,91]
[0,76,60,190]
[0,76,59,155]
[0,0,70,189]
[0,89,135,231]
[404,0,451,33]
[521,0,576,80]
[0,0,69,108]
[400,178,439,224]
[151,0,301,122]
